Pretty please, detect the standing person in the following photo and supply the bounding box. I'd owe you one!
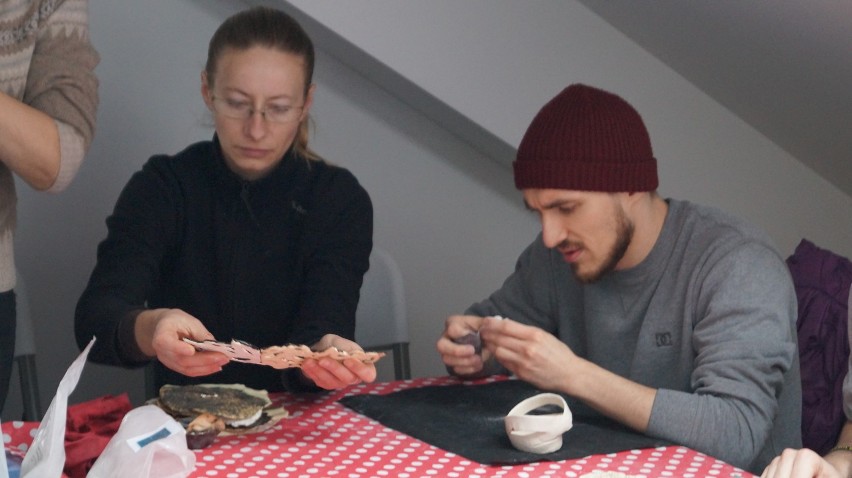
[436,83,801,473]
[0,0,99,411]
[75,6,375,393]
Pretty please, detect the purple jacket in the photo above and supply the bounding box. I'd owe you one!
[787,239,852,454]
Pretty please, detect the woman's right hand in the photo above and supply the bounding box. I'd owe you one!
[136,308,230,377]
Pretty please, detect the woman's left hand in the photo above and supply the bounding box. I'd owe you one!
[300,334,378,389]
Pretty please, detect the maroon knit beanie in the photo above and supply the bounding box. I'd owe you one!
[513,84,658,192]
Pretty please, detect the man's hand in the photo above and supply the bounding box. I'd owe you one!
[139,308,229,377]
[300,334,377,390]
[478,316,576,391]
[761,448,842,478]
[478,316,656,432]
[436,315,490,376]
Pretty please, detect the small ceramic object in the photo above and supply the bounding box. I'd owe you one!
[504,393,573,454]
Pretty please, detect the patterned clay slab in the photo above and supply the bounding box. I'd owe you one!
[183,338,385,369]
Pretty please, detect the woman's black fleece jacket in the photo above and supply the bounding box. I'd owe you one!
[75,137,373,392]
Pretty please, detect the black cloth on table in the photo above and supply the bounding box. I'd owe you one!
[339,378,672,465]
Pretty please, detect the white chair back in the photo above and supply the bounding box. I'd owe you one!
[355,248,410,379]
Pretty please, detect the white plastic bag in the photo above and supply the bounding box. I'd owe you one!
[86,405,195,478]
[21,338,96,477]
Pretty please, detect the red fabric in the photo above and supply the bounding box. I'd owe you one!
[63,393,132,478]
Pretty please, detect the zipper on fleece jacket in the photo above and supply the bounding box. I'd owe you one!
[240,181,260,226]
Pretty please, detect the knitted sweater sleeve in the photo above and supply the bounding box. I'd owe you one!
[646,241,799,470]
[26,0,100,192]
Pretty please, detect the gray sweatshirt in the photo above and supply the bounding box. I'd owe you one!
[467,199,801,473]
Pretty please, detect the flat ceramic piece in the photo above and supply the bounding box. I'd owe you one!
[183,339,262,364]
[184,338,385,369]
[260,344,385,368]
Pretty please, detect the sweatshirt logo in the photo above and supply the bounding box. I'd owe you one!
[291,201,307,215]
[655,332,673,347]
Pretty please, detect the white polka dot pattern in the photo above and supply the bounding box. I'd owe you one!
[189,376,754,478]
[2,376,755,478]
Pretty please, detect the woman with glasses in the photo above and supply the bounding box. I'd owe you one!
[74,6,376,392]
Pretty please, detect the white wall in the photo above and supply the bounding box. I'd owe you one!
[4,0,851,419]
[281,0,852,258]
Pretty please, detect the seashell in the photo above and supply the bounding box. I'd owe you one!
[185,413,225,449]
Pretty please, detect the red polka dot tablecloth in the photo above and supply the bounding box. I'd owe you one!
[2,376,755,478]
[188,376,755,478]
[2,420,38,456]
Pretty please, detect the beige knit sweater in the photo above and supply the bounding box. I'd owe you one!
[0,0,99,291]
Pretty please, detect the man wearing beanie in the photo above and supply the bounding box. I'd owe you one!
[437,84,800,474]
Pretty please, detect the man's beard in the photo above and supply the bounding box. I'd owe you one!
[571,206,634,284]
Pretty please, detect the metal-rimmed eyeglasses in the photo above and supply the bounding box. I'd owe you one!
[210,95,305,124]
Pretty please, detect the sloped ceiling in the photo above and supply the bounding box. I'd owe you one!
[577,0,852,198]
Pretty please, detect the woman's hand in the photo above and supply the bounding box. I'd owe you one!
[300,334,378,389]
[136,308,230,377]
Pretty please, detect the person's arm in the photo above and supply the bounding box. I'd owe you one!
[0,0,99,191]
[74,157,177,365]
[439,236,562,377]
[760,423,852,478]
[282,167,375,389]
[761,447,843,478]
[646,242,798,469]
[479,315,657,432]
[762,284,852,478]
[825,422,852,478]
[0,92,60,190]
[287,167,372,345]
[833,286,852,477]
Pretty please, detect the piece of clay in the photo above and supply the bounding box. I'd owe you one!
[184,338,385,369]
[504,393,573,454]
